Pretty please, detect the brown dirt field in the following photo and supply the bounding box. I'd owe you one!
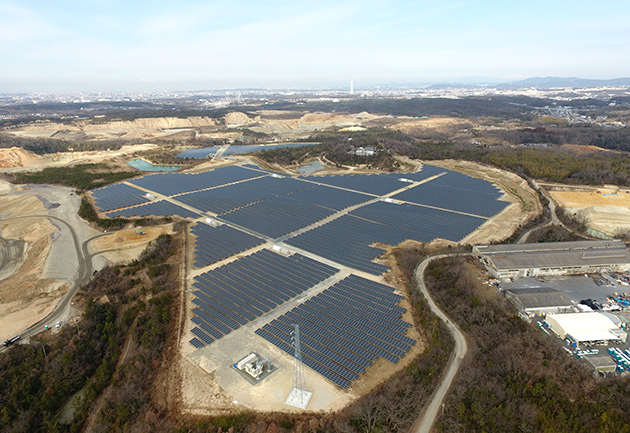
[92,225,172,251]
[0,147,43,168]
[550,189,630,208]
[559,144,611,155]
[391,116,473,135]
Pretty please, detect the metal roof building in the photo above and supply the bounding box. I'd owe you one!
[545,312,627,345]
[505,287,573,319]
[474,240,630,279]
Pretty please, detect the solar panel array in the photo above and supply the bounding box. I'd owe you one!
[91,183,150,212]
[220,195,336,238]
[284,185,371,211]
[286,201,486,275]
[392,171,509,218]
[177,147,220,159]
[285,215,390,275]
[107,200,200,219]
[302,173,407,196]
[191,222,265,268]
[127,165,263,196]
[176,176,311,215]
[255,274,415,388]
[189,249,338,347]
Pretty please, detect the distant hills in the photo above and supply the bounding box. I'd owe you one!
[426,77,630,90]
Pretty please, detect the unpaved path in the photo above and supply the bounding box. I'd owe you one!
[410,253,469,433]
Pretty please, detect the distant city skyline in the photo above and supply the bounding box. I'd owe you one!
[1,0,629,92]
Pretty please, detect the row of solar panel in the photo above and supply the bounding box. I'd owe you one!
[189,249,339,347]
[392,174,509,218]
[255,328,352,388]
[106,200,200,219]
[127,165,263,197]
[91,183,150,212]
[176,176,313,215]
[221,195,336,238]
[351,202,487,243]
[191,222,265,268]
[286,216,392,275]
[255,275,415,387]
[286,201,488,275]
[177,143,319,159]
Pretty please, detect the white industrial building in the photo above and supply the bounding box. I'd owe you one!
[474,240,630,279]
[545,312,627,346]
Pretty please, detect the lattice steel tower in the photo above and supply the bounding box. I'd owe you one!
[292,324,306,398]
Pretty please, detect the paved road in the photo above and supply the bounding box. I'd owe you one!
[410,253,469,433]
[0,215,107,349]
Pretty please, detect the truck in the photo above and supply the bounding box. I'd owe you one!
[3,335,21,347]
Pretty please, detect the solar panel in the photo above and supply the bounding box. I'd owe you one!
[106,200,200,218]
[91,183,150,212]
[255,275,415,387]
[191,222,265,268]
[188,249,339,348]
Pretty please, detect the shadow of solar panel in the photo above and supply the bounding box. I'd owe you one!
[255,274,415,387]
[91,183,151,212]
[189,249,338,345]
[191,222,265,268]
[106,200,200,218]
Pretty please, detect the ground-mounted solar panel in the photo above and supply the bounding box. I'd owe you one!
[220,195,336,238]
[106,200,200,219]
[191,222,265,268]
[301,173,406,196]
[91,183,151,212]
[255,274,415,388]
[177,147,221,159]
[127,165,264,196]
[284,185,372,211]
[392,170,509,218]
[188,249,338,348]
[350,201,487,243]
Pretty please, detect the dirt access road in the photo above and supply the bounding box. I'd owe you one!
[410,253,469,433]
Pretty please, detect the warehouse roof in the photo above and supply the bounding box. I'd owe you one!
[476,240,630,271]
[506,287,572,309]
[546,312,622,341]
[476,240,626,254]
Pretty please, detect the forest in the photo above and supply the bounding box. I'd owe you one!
[0,233,181,432]
[12,164,136,191]
[424,256,630,433]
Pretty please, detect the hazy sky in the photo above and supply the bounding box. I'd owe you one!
[1,0,629,92]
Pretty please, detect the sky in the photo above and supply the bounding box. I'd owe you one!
[1,0,630,92]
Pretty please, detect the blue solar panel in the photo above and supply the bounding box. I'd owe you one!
[127,165,263,196]
[255,275,415,387]
[220,195,335,238]
[392,170,509,217]
[91,183,150,212]
[188,249,338,348]
[191,222,265,268]
[106,200,200,218]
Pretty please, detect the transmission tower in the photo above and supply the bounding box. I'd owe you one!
[292,324,306,395]
[285,324,312,409]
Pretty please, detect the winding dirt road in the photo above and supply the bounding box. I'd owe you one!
[410,253,469,433]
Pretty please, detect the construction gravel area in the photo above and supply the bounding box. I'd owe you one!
[0,180,102,340]
[547,184,630,237]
